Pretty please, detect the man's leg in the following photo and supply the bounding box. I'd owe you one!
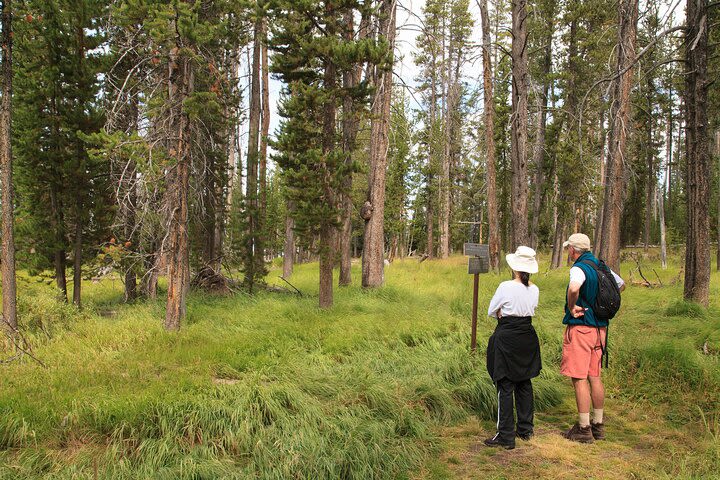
[571,377,591,427]
[588,375,604,418]
[563,376,595,442]
[588,375,606,439]
[514,379,534,438]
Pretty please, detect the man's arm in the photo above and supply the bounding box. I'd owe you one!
[567,282,585,317]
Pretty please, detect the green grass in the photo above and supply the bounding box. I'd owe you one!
[0,251,718,479]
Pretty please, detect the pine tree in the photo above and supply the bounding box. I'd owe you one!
[270,0,385,307]
[0,0,17,332]
[14,0,110,305]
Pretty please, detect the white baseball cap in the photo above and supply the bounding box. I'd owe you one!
[506,246,539,274]
[563,233,592,250]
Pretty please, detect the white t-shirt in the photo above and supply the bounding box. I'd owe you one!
[487,280,540,318]
[569,266,625,288]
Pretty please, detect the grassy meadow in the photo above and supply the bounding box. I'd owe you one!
[0,250,718,479]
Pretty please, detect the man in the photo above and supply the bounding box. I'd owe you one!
[560,233,625,443]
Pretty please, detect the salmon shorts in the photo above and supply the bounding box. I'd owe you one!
[560,325,607,379]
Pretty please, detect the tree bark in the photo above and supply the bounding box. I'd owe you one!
[510,0,530,249]
[72,206,82,308]
[260,17,269,221]
[319,52,338,306]
[598,0,638,272]
[339,9,365,286]
[50,185,67,301]
[362,0,395,288]
[683,0,711,305]
[479,0,500,273]
[283,207,294,279]
[0,0,16,331]
[244,14,263,292]
[643,76,654,251]
[658,177,667,269]
[529,2,554,249]
[164,37,194,331]
[594,108,607,250]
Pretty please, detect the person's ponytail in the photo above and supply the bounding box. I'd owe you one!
[519,271,530,287]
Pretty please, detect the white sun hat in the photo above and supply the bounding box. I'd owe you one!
[506,246,539,274]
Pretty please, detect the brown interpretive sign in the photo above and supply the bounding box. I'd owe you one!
[464,243,490,353]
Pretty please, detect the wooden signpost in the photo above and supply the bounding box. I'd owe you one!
[464,243,489,353]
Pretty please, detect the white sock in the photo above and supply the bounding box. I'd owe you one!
[579,412,590,427]
[593,409,604,424]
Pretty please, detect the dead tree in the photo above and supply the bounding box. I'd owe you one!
[598,0,638,272]
[510,0,530,248]
[362,0,395,288]
[478,0,500,273]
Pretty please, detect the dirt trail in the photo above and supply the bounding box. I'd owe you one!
[418,395,693,479]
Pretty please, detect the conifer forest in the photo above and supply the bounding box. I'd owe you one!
[0,0,718,478]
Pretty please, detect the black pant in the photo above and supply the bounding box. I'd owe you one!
[495,378,534,443]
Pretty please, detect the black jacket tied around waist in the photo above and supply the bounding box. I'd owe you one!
[486,316,542,382]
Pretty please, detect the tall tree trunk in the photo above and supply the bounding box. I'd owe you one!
[643,77,654,251]
[50,185,67,301]
[438,11,449,260]
[594,108,608,250]
[319,50,338,306]
[598,0,638,272]
[658,177,667,269]
[551,211,566,268]
[244,14,263,292]
[122,101,139,301]
[362,0,395,288]
[426,197,434,258]
[683,0,711,306]
[123,178,137,302]
[339,9,365,286]
[72,210,82,307]
[259,17,269,222]
[283,207,294,279]
[529,4,554,249]
[716,130,720,271]
[226,49,240,213]
[510,0,530,249]
[0,0,16,331]
[164,39,194,331]
[479,0,500,273]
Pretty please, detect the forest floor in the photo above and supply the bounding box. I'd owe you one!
[0,250,718,479]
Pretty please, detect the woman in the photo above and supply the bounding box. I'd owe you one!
[484,246,541,450]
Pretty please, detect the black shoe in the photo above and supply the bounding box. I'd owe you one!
[483,433,515,450]
[516,431,533,441]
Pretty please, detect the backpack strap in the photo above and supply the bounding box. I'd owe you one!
[596,325,609,369]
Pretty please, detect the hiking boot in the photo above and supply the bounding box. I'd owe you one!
[483,433,515,450]
[591,421,605,440]
[516,431,533,441]
[563,423,594,443]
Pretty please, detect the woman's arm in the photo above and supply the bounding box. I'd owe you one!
[487,285,504,318]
